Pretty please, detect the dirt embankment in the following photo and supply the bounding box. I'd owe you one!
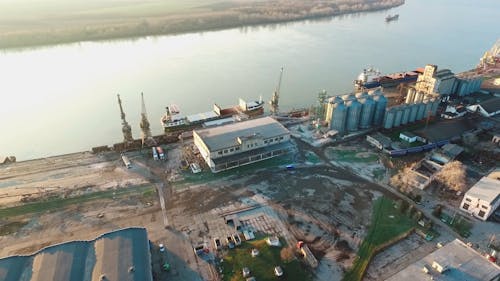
[0,0,404,49]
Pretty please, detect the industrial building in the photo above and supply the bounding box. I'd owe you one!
[193,117,291,173]
[383,97,439,130]
[0,227,153,281]
[324,87,387,135]
[386,239,500,281]
[415,64,439,96]
[466,96,500,117]
[455,75,483,96]
[434,69,458,95]
[460,170,500,221]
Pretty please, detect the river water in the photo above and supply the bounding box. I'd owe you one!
[0,0,499,161]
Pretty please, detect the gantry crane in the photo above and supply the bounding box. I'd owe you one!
[269,67,283,115]
[140,92,156,147]
[117,94,134,143]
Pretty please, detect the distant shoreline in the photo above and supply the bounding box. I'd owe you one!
[0,1,403,50]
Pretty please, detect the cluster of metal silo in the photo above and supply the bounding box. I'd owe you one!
[346,99,362,132]
[325,96,348,134]
[456,76,483,96]
[369,88,387,126]
[324,88,387,135]
[357,92,376,129]
[401,105,410,125]
[382,98,441,129]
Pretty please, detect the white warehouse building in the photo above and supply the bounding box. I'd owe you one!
[193,117,291,173]
[460,170,500,221]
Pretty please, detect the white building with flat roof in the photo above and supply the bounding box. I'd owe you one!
[460,171,500,221]
[193,117,291,173]
[386,239,500,281]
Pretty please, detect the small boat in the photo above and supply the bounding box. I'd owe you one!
[385,14,399,22]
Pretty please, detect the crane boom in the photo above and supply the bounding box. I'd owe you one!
[270,67,284,115]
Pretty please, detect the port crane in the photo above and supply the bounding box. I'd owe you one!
[270,67,283,115]
[139,92,156,147]
[117,94,134,143]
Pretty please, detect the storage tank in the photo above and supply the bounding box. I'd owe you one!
[416,102,426,120]
[401,105,410,125]
[409,103,418,123]
[346,99,362,132]
[431,98,439,116]
[406,88,416,104]
[415,91,424,103]
[393,107,403,127]
[325,97,337,122]
[358,95,376,129]
[424,99,433,118]
[329,102,348,135]
[372,94,387,126]
[383,108,396,129]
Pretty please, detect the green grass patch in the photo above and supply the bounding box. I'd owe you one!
[344,197,417,281]
[0,185,154,219]
[305,151,321,164]
[327,149,378,163]
[439,213,473,238]
[174,154,294,189]
[222,238,312,281]
[372,168,386,181]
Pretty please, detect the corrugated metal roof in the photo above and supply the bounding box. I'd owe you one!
[0,227,152,281]
[194,117,289,152]
[479,97,500,114]
[466,177,500,204]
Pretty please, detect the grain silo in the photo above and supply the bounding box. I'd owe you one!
[415,91,424,103]
[325,96,342,123]
[372,93,387,126]
[394,107,403,127]
[430,98,439,116]
[358,95,376,129]
[383,108,396,129]
[416,102,426,120]
[346,99,362,132]
[401,105,410,125]
[406,88,416,104]
[409,103,418,123]
[424,99,433,118]
[329,101,348,135]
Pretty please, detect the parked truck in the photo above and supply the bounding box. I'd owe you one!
[152,147,159,160]
[121,154,131,168]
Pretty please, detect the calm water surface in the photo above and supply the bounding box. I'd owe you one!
[1,0,499,160]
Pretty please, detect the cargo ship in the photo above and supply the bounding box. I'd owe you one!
[354,67,422,89]
[161,97,264,132]
[385,14,399,22]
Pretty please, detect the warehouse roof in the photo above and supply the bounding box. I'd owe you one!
[465,176,500,204]
[386,239,500,281]
[478,97,500,115]
[194,117,289,151]
[414,118,476,142]
[0,227,152,281]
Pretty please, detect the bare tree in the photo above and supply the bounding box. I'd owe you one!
[434,161,467,192]
[390,167,415,193]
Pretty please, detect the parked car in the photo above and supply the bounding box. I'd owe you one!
[274,266,283,277]
[159,243,165,252]
[242,267,250,277]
